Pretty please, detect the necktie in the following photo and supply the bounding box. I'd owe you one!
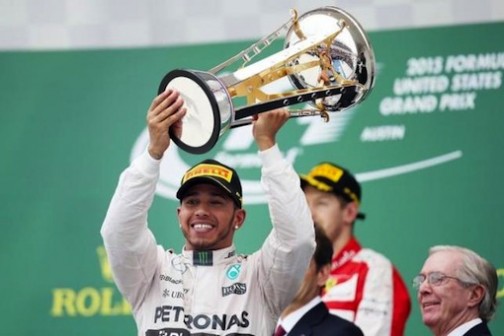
[274,325,286,336]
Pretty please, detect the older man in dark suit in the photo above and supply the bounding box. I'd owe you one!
[414,245,498,336]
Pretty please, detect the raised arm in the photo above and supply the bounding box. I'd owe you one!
[100,89,186,310]
[252,109,316,316]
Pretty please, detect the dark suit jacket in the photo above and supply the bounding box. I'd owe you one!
[287,302,363,336]
[464,322,492,336]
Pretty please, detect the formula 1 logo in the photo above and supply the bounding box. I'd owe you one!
[131,110,462,205]
[131,110,358,204]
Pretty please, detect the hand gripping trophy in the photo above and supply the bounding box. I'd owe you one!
[158,6,376,154]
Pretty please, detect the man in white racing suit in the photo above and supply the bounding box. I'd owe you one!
[101,88,316,335]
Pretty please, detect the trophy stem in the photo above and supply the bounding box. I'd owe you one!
[233,84,358,121]
[230,108,328,129]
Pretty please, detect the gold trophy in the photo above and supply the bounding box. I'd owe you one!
[158,6,375,154]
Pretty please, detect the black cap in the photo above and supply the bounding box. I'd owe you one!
[176,159,243,208]
[301,162,366,220]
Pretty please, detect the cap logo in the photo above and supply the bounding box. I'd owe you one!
[309,163,344,182]
[182,164,233,184]
[343,187,360,204]
[303,175,333,192]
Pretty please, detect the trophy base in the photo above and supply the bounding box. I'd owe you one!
[158,69,233,155]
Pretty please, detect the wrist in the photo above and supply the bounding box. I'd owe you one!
[148,146,164,160]
[256,137,275,151]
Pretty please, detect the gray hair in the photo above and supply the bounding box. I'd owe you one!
[429,245,498,322]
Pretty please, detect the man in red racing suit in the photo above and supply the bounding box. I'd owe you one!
[300,162,411,336]
[323,237,411,336]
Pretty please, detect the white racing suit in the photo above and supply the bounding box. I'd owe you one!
[101,145,315,336]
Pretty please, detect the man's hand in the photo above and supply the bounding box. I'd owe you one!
[146,89,186,160]
[252,108,290,151]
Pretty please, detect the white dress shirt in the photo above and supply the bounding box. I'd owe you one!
[276,296,322,333]
[447,318,482,336]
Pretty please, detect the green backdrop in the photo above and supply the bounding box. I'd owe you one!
[0,21,503,335]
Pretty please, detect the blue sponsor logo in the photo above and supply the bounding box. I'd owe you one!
[226,264,241,280]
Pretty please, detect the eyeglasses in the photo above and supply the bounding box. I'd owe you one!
[412,271,466,289]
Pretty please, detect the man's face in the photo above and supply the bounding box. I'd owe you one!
[177,183,245,251]
[303,185,347,244]
[417,250,477,334]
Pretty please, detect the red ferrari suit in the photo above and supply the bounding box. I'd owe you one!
[322,238,411,336]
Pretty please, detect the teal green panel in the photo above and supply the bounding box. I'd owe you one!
[0,22,503,335]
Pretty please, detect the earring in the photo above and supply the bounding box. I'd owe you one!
[235,225,239,230]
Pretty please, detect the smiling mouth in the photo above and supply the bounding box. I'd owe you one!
[191,223,214,232]
[422,302,439,309]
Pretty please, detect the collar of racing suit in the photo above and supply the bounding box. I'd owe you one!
[182,245,237,266]
[332,237,362,270]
